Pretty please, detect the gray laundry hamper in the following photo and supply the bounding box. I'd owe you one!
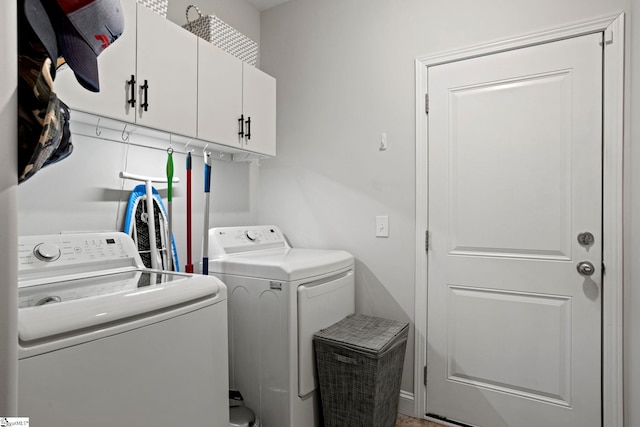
[313,314,409,427]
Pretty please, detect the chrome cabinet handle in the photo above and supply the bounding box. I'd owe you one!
[577,261,595,276]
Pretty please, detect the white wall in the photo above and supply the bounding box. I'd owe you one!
[258,0,636,421]
[17,130,260,270]
[0,0,18,417]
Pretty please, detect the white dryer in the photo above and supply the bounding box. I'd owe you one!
[17,232,229,427]
[207,226,355,427]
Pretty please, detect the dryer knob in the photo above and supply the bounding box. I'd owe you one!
[245,230,258,241]
[34,243,61,261]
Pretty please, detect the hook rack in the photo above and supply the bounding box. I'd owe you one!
[69,111,265,162]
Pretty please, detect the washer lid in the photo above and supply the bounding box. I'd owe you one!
[209,248,354,281]
[18,270,225,342]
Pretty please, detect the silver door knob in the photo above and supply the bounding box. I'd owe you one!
[577,261,595,276]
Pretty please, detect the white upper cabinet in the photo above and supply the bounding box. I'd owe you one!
[242,62,276,156]
[136,4,197,137]
[198,40,276,156]
[197,40,243,148]
[55,1,274,156]
[55,2,197,137]
[54,0,137,122]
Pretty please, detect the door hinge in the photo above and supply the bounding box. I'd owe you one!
[424,366,428,385]
[425,230,429,252]
[425,93,429,115]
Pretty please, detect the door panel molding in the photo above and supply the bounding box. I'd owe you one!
[446,286,572,406]
[414,13,625,426]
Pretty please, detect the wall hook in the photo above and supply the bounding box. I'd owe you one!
[95,118,102,136]
[121,124,137,142]
[184,138,194,153]
[122,124,130,142]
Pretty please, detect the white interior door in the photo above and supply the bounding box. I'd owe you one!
[426,33,603,427]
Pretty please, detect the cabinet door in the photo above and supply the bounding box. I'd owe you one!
[136,4,197,137]
[242,63,276,156]
[197,40,243,148]
[54,0,136,122]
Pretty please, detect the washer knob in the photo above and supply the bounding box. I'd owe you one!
[34,243,61,261]
[245,230,258,241]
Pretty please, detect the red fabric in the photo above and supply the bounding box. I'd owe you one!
[56,0,94,14]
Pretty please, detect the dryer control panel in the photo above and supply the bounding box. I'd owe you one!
[208,225,289,258]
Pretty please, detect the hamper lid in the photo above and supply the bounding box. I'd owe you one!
[314,314,408,355]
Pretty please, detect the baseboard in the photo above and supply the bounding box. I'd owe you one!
[398,390,416,416]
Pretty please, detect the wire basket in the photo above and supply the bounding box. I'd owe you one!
[137,0,167,18]
[182,5,258,66]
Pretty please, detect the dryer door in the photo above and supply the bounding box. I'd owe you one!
[297,268,355,397]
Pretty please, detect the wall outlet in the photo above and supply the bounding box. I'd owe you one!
[376,216,389,237]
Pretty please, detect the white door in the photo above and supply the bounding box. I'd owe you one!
[426,33,602,427]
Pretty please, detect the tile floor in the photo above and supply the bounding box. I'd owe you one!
[396,413,447,427]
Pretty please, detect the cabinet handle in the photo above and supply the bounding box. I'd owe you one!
[238,114,244,139]
[140,80,149,112]
[245,116,251,140]
[127,75,136,108]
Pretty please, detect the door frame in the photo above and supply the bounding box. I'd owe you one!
[413,13,625,426]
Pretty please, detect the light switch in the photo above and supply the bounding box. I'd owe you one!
[376,216,389,237]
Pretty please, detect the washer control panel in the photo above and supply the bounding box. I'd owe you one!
[18,232,142,280]
[208,225,288,257]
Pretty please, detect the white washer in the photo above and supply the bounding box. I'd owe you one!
[17,232,229,427]
[207,225,355,427]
